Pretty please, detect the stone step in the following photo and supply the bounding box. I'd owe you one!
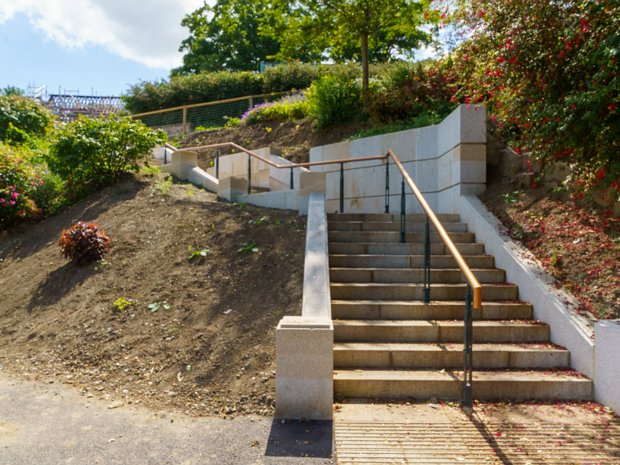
[329,254,495,269]
[327,213,461,222]
[328,221,469,233]
[330,268,506,284]
[333,369,593,401]
[333,342,569,369]
[330,283,519,301]
[333,320,549,343]
[328,242,485,256]
[329,231,476,244]
[331,300,533,320]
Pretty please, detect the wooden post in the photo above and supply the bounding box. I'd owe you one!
[182,106,188,135]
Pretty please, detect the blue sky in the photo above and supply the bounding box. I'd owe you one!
[0,0,203,97]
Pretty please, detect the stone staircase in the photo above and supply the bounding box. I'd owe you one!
[329,213,593,401]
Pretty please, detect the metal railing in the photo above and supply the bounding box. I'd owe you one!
[132,92,289,134]
[168,142,482,405]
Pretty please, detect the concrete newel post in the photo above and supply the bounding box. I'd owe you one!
[594,320,620,415]
[275,192,333,420]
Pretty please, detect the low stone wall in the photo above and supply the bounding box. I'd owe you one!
[309,104,487,214]
[595,321,620,415]
[275,192,333,420]
[457,194,595,378]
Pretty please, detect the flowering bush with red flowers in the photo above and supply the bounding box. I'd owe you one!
[449,0,619,204]
[0,144,40,227]
[58,222,111,264]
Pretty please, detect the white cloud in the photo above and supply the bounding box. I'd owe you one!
[0,0,205,69]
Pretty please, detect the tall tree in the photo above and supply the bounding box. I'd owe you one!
[268,0,436,90]
[173,0,281,75]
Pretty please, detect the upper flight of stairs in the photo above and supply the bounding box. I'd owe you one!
[329,213,593,402]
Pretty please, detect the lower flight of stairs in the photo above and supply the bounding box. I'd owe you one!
[329,213,593,401]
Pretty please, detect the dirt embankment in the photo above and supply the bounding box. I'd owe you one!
[0,174,306,417]
[176,119,370,165]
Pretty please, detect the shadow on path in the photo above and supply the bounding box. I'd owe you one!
[265,419,332,459]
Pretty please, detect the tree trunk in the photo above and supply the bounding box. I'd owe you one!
[361,33,369,92]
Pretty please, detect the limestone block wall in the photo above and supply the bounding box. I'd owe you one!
[309,104,486,214]
[595,321,620,415]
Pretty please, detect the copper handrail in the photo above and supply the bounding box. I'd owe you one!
[387,149,482,310]
[172,141,387,169]
[167,141,482,310]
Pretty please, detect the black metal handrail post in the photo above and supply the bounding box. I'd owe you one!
[463,284,474,407]
[339,162,344,213]
[247,154,252,194]
[385,159,390,213]
[400,178,406,243]
[290,167,294,190]
[423,216,431,303]
[215,147,220,179]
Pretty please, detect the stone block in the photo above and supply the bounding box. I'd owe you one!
[275,316,333,420]
[170,150,198,179]
[218,176,247,202]
[299,172,326,196]
[595,320,620,415]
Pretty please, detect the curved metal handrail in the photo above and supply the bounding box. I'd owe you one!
[168,141,482,310]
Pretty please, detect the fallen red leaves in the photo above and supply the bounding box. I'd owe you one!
[480,187,619,320]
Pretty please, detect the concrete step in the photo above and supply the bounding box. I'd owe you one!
[333,320,549,343]
[333,342,569,369]
[329,231,476,244]
[333,369,593,401]
[328,221,469,233]
[328,242,485,256]
[327,213,461,222]
[331,300,533,320]
[329,254,495,269]
[330,283,519,301]
[330,268,506,284]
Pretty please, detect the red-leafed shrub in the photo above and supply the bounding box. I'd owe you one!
[59,222,111,264]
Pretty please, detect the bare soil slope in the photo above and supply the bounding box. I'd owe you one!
[0,174,306,417]
[177,119,370,165]
[481,176,619,319]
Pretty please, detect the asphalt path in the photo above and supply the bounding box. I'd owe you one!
[0,374,333,465]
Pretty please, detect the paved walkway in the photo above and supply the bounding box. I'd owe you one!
[3,374,620,464]
[0,374,332,465]
[334,402,620,464]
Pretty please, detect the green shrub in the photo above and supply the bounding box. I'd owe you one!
[0,95,53,143]
[364,62,457,124]
[0,144,41,227]
[262,63,320,92]
[306,76,362,128]
[58,221,111,264]
[47,115,166,192]
[124,63,369,114]
[31,171,66,215]
[124,71,264,113]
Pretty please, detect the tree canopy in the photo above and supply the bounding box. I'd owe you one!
[173,0,281,75]
[268,0,436,90]
[175,0,437,90]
